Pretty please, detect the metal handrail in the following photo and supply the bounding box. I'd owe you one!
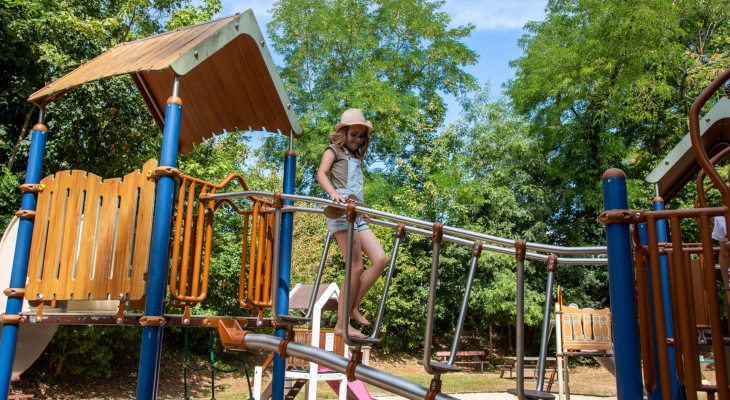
[207,191,609,260]
[243,333,459,400]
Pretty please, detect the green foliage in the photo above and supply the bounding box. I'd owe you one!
[7,0,730,374]
[165,0,222,31]
[0,0,223,231]
[265,0,479,194]
[0,0,228,376]
[34,326,142,378]
[506,0,730,246]
[0,166,20,229]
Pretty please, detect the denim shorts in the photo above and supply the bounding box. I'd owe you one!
[326,214,370,235]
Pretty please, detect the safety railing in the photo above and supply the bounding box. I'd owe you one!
[626,207,729,400]
[207,189,609,394]
[169,173,274,323]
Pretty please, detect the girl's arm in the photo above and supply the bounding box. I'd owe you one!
[317,148,346,203]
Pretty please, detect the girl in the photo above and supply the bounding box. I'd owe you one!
[316,109,388,338]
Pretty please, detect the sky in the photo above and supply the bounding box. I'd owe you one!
[213,0,547,127]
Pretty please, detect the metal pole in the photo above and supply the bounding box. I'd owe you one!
[536,256,557,390]
[272,134,296,400]
[447,242,481,365]
[209,191,610,259]
[303,233,333,320]
[637,223,663,399]
[136,76,182,400]
[0,106,48,398]
[515,249,526,399]
[602,168,644,399]
[371,225,405,337]
[651,195,683,399]
[555,302,565,400]
[422,223,443,374]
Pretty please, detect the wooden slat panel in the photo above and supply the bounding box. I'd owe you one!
[108,172,139,298]
[26,175,53,290]
[561,304,613,352]
[40,173,68,291]
[129,159,157,298]
[25,160,157,303]
[91,176,120,299]
[55,171,88,299]
[73,174,102,300]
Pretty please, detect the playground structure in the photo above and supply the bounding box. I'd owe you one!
[1,8,730,400]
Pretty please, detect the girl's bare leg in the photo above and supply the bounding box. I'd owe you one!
[351,229,388,315]
[333,230,367,337]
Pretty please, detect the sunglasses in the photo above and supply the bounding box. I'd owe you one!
[348,131,367,140]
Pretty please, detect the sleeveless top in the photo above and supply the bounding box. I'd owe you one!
[326,144,364,202]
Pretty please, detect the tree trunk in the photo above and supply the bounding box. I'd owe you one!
[54,356,65,375]
[489,324,493,359]
[508,324,513,352]
[7,105,36,171]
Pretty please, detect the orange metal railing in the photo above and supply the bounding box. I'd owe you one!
[168,173,274,317]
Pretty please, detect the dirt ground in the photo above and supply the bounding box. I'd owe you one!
[9,352,621,399]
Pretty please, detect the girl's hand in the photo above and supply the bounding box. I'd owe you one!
[330,193,346,204]
[362,213,372,221]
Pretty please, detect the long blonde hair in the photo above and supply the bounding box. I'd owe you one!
[328,126,370,160]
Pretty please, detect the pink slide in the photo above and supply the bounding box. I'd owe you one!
[319,366,375,400]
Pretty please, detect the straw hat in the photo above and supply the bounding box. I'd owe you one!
[335,108,373,133]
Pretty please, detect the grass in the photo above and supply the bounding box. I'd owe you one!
[187,370,545,399]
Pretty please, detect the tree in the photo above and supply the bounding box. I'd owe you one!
[261,2,485,350]
[264,0,479,197]
[506,0,730,246]
[0,0,222,231]
[0,0,223,377]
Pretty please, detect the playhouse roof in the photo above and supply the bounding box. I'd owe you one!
[289,284,339,311]
[645,97,730,202]
[27,11,301,154]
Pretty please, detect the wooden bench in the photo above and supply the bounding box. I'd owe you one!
[435,351,488,372]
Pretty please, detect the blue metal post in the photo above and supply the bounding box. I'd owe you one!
[602,168,644,399]
[0,109,48,399]
[136,77,182,400]
[652,196,684,399]
[638,223,664,400]
[272,135,296,400]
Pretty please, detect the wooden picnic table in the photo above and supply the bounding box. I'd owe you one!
[500,356,556,379]
[435,350,488,372]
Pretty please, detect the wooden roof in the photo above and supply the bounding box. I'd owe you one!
[645,97,730,202]
[28,11,301,154]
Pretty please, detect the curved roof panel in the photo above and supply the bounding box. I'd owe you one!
[28,11,301,154]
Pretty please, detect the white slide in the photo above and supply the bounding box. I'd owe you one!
[0,217,58,379]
